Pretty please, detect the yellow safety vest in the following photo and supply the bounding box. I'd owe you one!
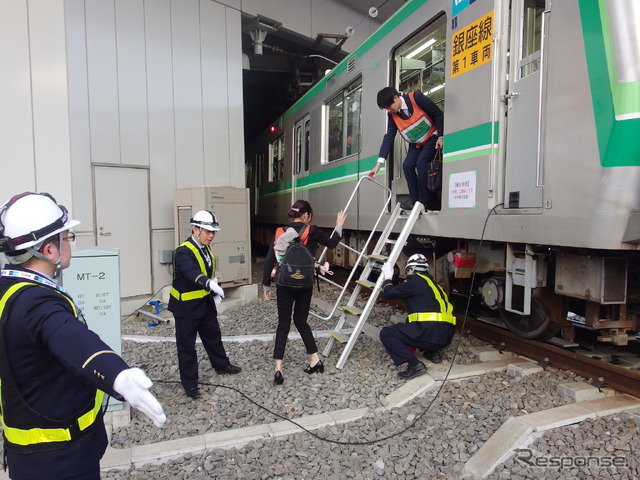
[170,241,216,301]
[407,273,456,325]
[0,282,105,447]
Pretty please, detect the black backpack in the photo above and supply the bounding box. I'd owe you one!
[273,226,316,289]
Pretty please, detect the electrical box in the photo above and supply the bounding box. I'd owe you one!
[62,247,122,410]
[174,186,251,287]
[62,248,122,355]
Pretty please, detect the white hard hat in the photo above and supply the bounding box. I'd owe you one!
[0,192,80,253]
[405,253,430,274]
[190,210,220,231]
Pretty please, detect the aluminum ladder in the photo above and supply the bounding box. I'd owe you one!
[320,199,423,369]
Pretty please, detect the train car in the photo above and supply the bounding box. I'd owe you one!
[247,0,640,344]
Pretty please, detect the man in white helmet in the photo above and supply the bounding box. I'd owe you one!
[0,192,166,480]
[378,253,456,379]
[168,210,241,400]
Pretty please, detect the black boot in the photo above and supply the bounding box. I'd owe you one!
[397,361,427,380]
[423,350,443,364]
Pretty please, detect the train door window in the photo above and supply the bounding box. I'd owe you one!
[394,14,447,110]
[324,77,362,163]
[294,124,303,174]
[269,135,285,182]
[304,119,310,171]
[518,0,545,79]
[293,115,310,174]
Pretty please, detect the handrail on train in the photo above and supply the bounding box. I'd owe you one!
[310,175,392,321]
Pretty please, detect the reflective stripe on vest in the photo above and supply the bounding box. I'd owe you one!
[407,273,456,325]
[392,92,437,146]
[0,282,105,447]
[170,241,215,301]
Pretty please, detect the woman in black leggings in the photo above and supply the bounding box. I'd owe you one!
[263,200,346,385]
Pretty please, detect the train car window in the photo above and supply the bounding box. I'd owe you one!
[269,135,285,182]
[325,77,362,163]
[394,14,447,110]
[294,125,303,174]
[294,115,311,175]
[518,0,545,79]
[304,119,310,172]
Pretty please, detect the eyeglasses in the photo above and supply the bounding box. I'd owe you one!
[65,232,76,243]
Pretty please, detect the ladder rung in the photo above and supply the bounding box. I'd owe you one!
[329,330,350,343]
[341,304,363,316]
[386,239,397,244]
[368,254,388,262]
[355,279,375,289]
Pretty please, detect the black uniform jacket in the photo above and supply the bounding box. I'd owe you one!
[168,236,216,318]
[0,267,128,426]
[381,272,455,344]
[262,222,341,287]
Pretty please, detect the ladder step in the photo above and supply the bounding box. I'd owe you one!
[355,279,375,289]
[368,254,388,262]
[329,330,350,343]
[341,304,363,316]
[386,239,397,244]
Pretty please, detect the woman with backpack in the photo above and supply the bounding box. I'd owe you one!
[263,200,347,385]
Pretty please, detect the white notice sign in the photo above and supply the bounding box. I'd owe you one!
[448,170,477,208]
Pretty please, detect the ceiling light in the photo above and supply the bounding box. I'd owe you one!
[406,38,436,59]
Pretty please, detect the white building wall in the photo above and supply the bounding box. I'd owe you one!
[0,0,246,300]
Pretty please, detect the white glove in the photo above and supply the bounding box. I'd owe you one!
[319,261,333,276]
[214,294,223,306]
[381,261,394,280]
[208,278,224,298]
[113,368,166,428]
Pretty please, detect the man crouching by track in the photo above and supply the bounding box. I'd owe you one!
[379,254,456,380]
[0,192,165,480]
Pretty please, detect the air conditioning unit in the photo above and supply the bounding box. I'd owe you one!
[174,186,251,287]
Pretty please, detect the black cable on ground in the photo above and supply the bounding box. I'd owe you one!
[149,204,503,446]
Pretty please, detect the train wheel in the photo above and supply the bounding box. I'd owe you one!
[499,297,560,340]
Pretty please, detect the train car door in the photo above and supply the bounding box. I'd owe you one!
[504,0,548,208]
[292,114,310,202]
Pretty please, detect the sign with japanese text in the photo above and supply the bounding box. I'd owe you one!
[450,11,493,78]
[448,170,477,208]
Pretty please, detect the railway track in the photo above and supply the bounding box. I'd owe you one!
[460,316,640,397]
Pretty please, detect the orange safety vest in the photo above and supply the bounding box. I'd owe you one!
[392,92,437,146]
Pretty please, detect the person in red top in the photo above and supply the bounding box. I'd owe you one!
[368,86,444,211]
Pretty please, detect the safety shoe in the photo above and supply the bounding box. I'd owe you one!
[185,388,201,399]
[397,361,427,380]
[215,364,242,375]
[423,350,443,364]
[400,199,416,211]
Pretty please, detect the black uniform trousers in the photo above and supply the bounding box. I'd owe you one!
[403,135,441,210]
[274,285,317,360]
[380,321,455,366]
[173,301,230,390]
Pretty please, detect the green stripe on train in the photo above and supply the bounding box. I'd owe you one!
[579,0,640,167]
[261,118,498,197]
[283,0,430,121]
[443,122,499,162]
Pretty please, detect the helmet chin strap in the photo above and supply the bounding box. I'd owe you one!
[27,232,63,279]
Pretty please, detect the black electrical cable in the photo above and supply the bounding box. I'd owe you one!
[146,203,503,446]
[120,283,171,323]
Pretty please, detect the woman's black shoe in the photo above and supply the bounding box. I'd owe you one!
[274,371,284,385]
[304,360,324,374]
